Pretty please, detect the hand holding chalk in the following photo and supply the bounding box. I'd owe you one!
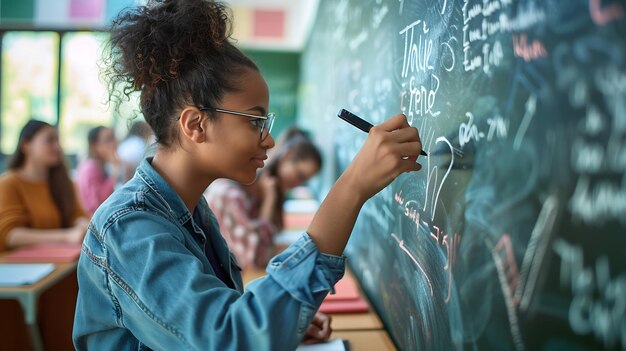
[338,111,423,200]
[338,109,428,157]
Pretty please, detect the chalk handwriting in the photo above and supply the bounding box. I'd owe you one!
[423,137,454,220]
[569,176,626,225]
[572,139,605,173]
[582,105,605,136]
[441,36,458,72]
[513,94,537,150]
[458,112,508,148]
[349,30,369,51]
[401,75,441,123]
[590,0,625,26]
[391,233,434,296]
[494,234,521,306]
[553,239,626,349]
[490,235,525,351]
[513,33,548,62]
[459,112,483,148]
[372,4,389,29]
[462,0,546,75]
[487,115,509,141]
[400,19,433,77]
[517,196,560,312]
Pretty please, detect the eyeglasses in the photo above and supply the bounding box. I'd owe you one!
[199,106,275,141]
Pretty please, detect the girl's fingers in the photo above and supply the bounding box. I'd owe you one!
[389,126,421,143]
[394,141,423,159]
[375,113,410,132]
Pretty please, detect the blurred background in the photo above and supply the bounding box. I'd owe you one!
[0,0,320,169]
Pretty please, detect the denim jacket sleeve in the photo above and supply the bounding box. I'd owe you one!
[74,210,345,351]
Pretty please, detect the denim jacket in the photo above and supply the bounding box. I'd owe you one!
[73,158,345,350]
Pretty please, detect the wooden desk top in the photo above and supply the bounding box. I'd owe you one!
[330,312,383,331]
[0,257,77,296]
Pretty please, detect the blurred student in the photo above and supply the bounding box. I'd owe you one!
[0,120,89,252]
[205,127,322,269]
[76,126,121,215]
[117,120,154,181]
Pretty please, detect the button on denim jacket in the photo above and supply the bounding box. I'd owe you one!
[73,158,345,350]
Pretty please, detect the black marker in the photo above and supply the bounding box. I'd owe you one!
[338,108,428,157]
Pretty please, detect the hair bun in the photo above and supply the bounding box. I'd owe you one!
[108,0,233,91]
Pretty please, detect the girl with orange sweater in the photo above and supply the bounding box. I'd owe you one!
[0,120,89,252]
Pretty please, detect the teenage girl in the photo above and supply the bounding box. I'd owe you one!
[73,1,423,349]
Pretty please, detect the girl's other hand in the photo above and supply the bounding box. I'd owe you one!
[302,312,332,344]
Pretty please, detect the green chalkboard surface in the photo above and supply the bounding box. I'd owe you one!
[298,0,626,350]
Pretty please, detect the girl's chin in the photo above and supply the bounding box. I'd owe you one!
[236,172,258,186]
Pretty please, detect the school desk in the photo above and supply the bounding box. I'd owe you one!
[0,255,78,351]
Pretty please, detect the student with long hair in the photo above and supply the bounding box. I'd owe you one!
[73,1,423,349]
[205,127,322,269]
[0,120,89,252]
[76,126,121,215]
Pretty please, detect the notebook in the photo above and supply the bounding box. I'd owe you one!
[296,338,349,351]
[0,263,55,286]
[5,244,82,263]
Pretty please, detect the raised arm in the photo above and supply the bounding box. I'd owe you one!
[307,114,423,255]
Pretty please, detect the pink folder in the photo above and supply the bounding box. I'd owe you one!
[326,275,360,301]
[283,213,315,229]
[5,244,82,263]
[319,274,369,313]
[319,298,369,314]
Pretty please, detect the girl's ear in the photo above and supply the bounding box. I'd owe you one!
[178,107,208,143]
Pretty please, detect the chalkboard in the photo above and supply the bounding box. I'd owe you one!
[297,0,626,350]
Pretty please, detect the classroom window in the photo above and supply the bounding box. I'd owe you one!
[1,31,59,154]
[59,32,111,155]
[0,30,144,163]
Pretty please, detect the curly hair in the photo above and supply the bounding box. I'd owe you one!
[104,0,258,147]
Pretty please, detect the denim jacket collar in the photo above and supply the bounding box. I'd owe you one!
[135,157,196,227]
[134,157,243,290]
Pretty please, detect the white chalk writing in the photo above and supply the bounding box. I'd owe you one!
[553,239,626,349]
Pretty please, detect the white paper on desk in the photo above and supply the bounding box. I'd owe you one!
[274,229,305,246]
[296,339,346,351]
[283,199,319,213]
[0,263,55,286]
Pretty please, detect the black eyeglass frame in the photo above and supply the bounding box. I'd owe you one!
[197,106,275,141]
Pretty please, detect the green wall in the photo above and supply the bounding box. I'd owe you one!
[243,50,300,139]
